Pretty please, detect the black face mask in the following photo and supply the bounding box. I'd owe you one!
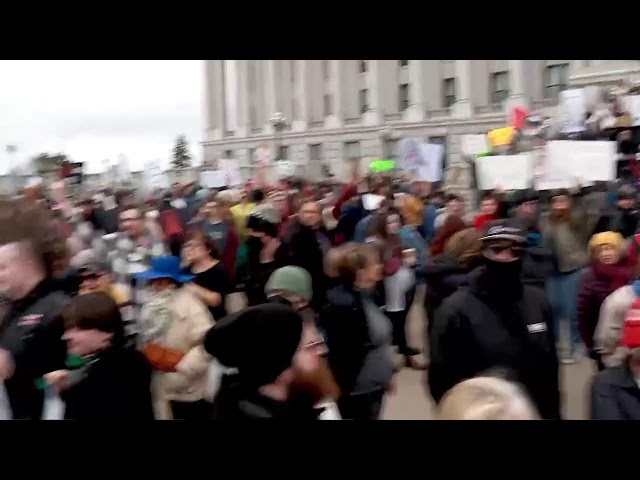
[483,257,523,298]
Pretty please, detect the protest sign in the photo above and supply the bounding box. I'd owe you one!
[143,160,169,190]
[276,161,298,178]
[476,154,534,190]
[542,141,616,188]
[399,138,424,172]
[219,159,242,186]
[200,170,227,188]
[461,134,490,157]
[416,143,444,182]
[560,89,586,133]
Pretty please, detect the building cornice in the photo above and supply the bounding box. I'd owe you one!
[200,114,507,147]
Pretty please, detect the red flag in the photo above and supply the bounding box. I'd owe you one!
[512,107,529,130]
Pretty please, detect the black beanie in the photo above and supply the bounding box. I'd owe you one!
[203,304,303,388]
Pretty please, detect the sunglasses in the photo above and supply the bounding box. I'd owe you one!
[485,243,524,255]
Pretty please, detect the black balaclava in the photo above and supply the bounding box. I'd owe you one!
[483,255,523,299]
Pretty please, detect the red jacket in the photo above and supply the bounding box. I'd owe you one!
[221,223,239,281]
[473,214,497,230]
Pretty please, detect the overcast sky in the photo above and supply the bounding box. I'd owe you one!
[0,60,207,175]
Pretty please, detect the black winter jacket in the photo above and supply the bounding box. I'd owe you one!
[318,283,385,395]
[0,280,68,419]
[591,364,640,420]
[428,267,561,420]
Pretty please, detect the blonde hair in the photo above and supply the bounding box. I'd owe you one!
[401,196,424,227]
[438,377,540,420]
[324,242,382,284]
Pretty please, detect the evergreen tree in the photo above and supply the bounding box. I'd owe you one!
[171,135,192,169]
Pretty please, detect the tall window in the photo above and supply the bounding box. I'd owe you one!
[344,141,361,159]
[359,89,369,114]
[544,63,570,99]
[224,149,234,159]
[322,60,329,80]
[359,60,368,73]
[490,71,509,104]
[279,145,289,160]
[442,78,456,108]
[309,144,322,161]
[399,60,409,67]
[290,60,295,83]
[398,84,410,111]
[384,139,399,159]
[324,94,333,116]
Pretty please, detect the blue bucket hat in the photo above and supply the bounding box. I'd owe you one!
[133,256,194,284]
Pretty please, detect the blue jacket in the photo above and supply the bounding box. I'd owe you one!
[354,214,375,243]
[420,204,438,245]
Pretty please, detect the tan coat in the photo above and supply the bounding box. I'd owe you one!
[594,285,636,367]
[143,289,214,419]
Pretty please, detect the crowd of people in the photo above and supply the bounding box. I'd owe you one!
[3,167,640,420]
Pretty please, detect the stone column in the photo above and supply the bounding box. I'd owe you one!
[292,60,310,132]
[452,59,472,119]
[506,59,529,111]
[264,60,278,132]
[405,60,425,122]
[204,60,226,140]
[364,60,383,126]
[236,60,250,138]
[325,60,344,129]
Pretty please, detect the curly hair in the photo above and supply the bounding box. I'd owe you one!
[0,196,69,278]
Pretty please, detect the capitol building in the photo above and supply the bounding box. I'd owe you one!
[201,60,640,194]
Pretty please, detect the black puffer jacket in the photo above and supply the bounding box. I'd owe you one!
[428,267,561,420]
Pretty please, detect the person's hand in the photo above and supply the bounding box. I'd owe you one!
[0,349,15,381]
[44,370,70,393]
[386,373,397,395]
[494,185,505,195]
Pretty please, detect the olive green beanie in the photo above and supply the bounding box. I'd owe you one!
[265,266,312,301]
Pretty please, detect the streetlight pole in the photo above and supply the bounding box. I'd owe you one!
[270,112,286,161]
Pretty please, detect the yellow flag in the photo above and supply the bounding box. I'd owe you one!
[487,126,515,147]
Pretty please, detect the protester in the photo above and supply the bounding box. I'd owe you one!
[473,192,500,230]
[430,215,467,257]
[439,376,540,420]
[429,220,561,420]
[202,194,239,281]
[230,189,255,241]
[245,206,286,306]
[264,265,313,313]
[578,232,632,371]
[434,193,464,231]
[281,201,330,311]
[0,198,69,419]
[319,243,396,420]
[204,304,333,419]
[46,292,154,420]
[593,183,640,239]
[423,228,483,335]
[541,188,593,363]
[183,229,231,321]
[135,256,214,420]
[368,210,422,369]
[591,348,640,420]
